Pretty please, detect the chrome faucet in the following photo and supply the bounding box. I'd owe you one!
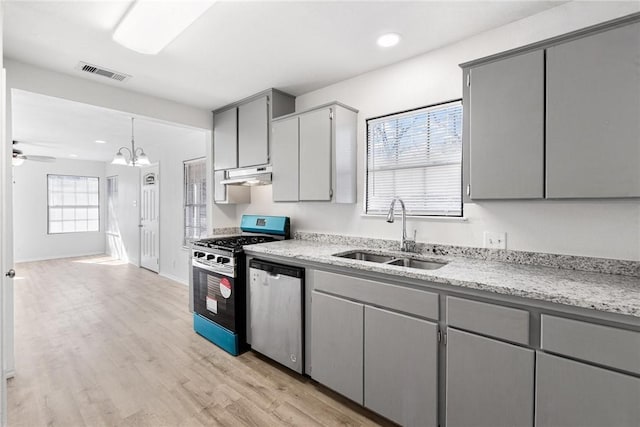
[386,197,416,252]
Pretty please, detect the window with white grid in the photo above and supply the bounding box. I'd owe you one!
[184,158,207,244]
[47,175,100,233]
[366,100,463,217]
[106,176,118,235]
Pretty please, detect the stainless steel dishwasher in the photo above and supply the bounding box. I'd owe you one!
[249,259,304,373]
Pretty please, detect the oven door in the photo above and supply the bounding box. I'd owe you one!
[192,261,240,334]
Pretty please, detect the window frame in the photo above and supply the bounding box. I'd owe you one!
[47,174,101,234]
[364,99,464,218]
[105,175,118,236]
[183,157,207,246]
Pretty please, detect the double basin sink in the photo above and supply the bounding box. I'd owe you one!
[334,250,448,271]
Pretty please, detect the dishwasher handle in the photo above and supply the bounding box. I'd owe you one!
[249,259,304,279]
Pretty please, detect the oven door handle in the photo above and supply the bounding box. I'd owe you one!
[192,259,229,275]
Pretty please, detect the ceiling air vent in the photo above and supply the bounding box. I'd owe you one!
[75,61,131,82]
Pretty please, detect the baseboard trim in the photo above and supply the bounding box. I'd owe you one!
[15,252,106,263]
[159,272,188,287]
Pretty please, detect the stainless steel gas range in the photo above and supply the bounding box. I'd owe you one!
[190,215,290,355]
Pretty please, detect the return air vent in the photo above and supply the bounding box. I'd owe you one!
[75,61,131,82]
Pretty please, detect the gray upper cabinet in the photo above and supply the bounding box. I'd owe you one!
[212,89,295,173]
[535,351,640,427]
[213,107,238,170]
[299,108,333,201]
[271,116,299,202]
[272,102,358,203]
[238,96,269,168]
[546,22,640,198]
[468,50,544,199]
[364,306,438,427]
[310,291,364,404]
[446,328,535,427]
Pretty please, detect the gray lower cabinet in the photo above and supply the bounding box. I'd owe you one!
[446,328,534,427]
[546,22,640,198]
[299,108,332,201]
[271,116,299,202]
[238,96,269,168]
[468,49,544,199]
[310,291,364,404]
[364,306,438,427]
[535,351,640,427]
[213,107,238,170]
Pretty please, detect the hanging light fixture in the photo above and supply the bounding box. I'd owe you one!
[112,117,151,167]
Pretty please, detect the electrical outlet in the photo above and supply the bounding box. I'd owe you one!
[483,231,507,249]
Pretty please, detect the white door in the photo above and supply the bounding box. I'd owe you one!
[140,165,159,273]
[1,69,10,425]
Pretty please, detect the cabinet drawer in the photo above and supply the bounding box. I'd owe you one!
[446,296,529,345]
[541,315,640,375]
[313,270,439,320]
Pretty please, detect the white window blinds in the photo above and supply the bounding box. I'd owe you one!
[47,175,100,233]
[184,158,207,244]
[366,100,462,217]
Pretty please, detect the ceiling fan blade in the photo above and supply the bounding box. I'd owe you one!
[24,155,56,163]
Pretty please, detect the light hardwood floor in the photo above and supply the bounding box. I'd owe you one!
[8,256,392,427]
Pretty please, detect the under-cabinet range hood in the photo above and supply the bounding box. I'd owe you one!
[220,165,272,186]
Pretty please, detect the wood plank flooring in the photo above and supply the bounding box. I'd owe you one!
[8,256,392,427]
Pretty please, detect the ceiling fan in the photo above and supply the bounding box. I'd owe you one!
[12,140,56,166]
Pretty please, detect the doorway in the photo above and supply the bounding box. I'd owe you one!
[140,164,159,273]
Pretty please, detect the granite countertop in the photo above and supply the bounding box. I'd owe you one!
[244,239,640,319]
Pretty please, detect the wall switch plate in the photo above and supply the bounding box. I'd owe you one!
[483,231,507,250]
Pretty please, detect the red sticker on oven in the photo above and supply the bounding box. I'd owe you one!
[220,278,232,299]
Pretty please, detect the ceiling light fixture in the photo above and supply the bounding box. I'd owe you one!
[95,140,107,144]
[112,117,151,167]
[69,154,78,158]
[377,33,401,48]
[113,0,216,55]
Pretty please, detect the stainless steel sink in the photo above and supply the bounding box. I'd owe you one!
[337,251,396,263]
[333,250,448,271]
[387,258,447,270]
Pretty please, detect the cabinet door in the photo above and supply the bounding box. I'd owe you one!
[299,108,332,201]
[310,291,363,404]
[535,352,640,427]
[238,96,269,167]
[364,306,438,427]
[546,23,640,198]
[446,328,534,427]
[213,107,238,170]
[272,116,299,202]
[469,50,544,199]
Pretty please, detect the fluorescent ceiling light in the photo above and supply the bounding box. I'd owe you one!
[113,1,215,55]
[377,33,401,48]
[69,154,78,158]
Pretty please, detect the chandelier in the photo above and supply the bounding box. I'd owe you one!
[111,117,150,167]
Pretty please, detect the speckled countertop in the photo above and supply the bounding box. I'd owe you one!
[244,239,640,319]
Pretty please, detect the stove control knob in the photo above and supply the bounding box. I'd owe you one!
[219,257,230,264]
[206,254,215,261]
[194,252,205,258]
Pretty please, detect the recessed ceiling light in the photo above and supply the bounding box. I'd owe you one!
[95,140,107,144]
[113,1,216,55]
[69,154,78,158]
[377,33,401,48]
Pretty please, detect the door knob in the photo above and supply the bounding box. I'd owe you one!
[5,269,15,278]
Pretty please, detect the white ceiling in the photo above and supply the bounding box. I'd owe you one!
[4,1,566,111]
[11,89,207,162]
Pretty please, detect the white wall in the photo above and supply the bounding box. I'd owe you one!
[239,2,640,261]
[4,59,210,130]
[105,125,208,285]
[12,158,106,262]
